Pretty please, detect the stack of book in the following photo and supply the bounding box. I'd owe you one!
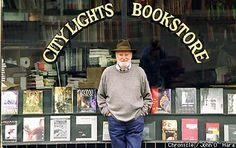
[88,48,111,67]
[67,77,85,89]
[27,62,57,89]
[1,59,6,82]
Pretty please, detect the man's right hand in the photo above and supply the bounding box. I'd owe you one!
[106,111,112,116]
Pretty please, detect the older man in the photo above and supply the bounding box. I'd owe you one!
[97,39,152,148]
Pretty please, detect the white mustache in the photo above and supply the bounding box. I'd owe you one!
[118,61,131,70]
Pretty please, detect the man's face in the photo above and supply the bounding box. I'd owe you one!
[116,51,132,62]
[116,51,132,70]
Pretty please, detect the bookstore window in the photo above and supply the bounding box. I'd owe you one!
[1,0,236,147]
[128,0,236,88]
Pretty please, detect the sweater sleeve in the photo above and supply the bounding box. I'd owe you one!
[97,70,109,116]
[140,69,153,115]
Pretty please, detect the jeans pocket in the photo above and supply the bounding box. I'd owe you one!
[137,115,144,123]
[135,109,144,119]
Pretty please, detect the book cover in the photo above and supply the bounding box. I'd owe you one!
[1,90,18,114]
[162,120,177,141]
[150,87,158,114]
[23,117,44,142]
[224,124,236,141]
[2,120,17,142]
[181,118,198,141]
[175,88,197,113]
[227,93,236,114]
[50,116,71,141]
[143,121,156,140]
[76,116,97,141]
[102,121,110,141]
[54,87,73,113]
[158,88,171,113]
[23,90,43,114]
[200,88,223,114]
[206,122,219,141]
[77,88,97,113]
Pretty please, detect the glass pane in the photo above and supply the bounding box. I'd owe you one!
[127,0,236,87]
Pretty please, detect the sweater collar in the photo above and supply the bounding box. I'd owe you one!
[116,63,132,72]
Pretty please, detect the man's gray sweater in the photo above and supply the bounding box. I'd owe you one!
[97,64,153,122]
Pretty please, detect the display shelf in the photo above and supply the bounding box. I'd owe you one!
[1,88,236,145]
[3,141,236,148]
[59,71,86,77]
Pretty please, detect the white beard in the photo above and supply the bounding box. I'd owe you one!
[117,61,131,71]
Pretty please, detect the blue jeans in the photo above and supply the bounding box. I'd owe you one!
[107,116,144,148]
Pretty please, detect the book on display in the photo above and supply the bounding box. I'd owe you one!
[1,90,18,114]
[227,93,236,114]
[175,88,197,113]
[2,120,17,142]
[200,88,223,114]
[143,121,156,140]
[158,88,171,113]
[151,88,171,114]
[23,90,43,114]
[77,88,97,113]
[206,122,219,141]
[23,117,44,142]
[162,120,177,141]
[102,121,110,141]
[181,118,198,141]
[150,87,158,114]
[75,116,97,141]
[224,124,236,141]
[50,116,71,141]
[54,87,73,113]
